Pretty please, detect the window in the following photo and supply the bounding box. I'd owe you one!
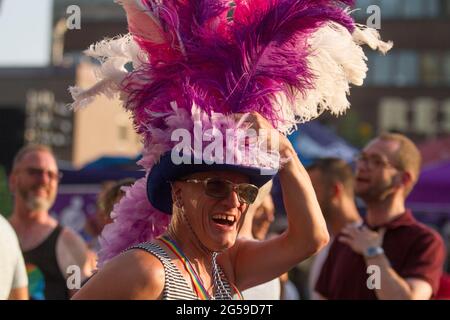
[441,99,450,133]
[422,53,440,86]
[364,50,450,87]
[378,97,409,132]
[424,0,440,18]
[445,0,450,17]
[442,99,450,133]
[378,0,403,19]
[355,0,442,19]
[411,98,438,136]
[353,0,372,20]
[395,51,419,86]
[444,53,450,86]
[402,0,424,19]
[371,52,396,85]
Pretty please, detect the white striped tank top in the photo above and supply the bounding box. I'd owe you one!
[129,241,238,300]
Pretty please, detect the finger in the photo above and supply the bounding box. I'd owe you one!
[359,226,379,236]
[342,226,358,237]
[339,230,354,241]
[233,113,245,121]
[338,235,353,246]
[360,225,369,232]
[235,113,251,128]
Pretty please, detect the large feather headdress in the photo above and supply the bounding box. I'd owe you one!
[69,0,392,267]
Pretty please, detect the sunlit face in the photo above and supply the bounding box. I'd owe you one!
[252,195,275,241]
[355,138,402,202]
[10,150,59,212]
[174,170,251,252]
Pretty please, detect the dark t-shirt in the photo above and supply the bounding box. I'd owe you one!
[23,225,69,300]
[316,210,446,299]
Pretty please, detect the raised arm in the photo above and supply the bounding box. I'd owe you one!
[230,113,329,291]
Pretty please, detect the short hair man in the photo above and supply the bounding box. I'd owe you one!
[8,145,96,299]
[307,158,362,300]
[316,133,446,299]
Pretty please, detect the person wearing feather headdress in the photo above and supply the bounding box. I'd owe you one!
[70,0,391,300]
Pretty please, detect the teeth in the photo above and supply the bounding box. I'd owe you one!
[212,215,235,223]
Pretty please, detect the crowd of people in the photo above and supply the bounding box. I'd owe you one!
[0,131,448,300]
[1,0,447,301]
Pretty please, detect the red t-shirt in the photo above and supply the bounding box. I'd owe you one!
[316,210,446,299]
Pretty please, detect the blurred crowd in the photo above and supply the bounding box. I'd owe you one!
[1,132,449,300]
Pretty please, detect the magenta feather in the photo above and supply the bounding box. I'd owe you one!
[121,0,357,134]
[85,0,394,267]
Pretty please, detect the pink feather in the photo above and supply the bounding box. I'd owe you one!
[117,0,182,63]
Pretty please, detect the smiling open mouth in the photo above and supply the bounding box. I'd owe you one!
[212,214,236,226]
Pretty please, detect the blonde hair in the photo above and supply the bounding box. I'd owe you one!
[97,178,136,216]
[252,180,273,208]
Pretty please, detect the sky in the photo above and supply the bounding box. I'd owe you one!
[0,0,53,67]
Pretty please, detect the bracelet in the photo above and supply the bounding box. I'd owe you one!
[363,246,384,259]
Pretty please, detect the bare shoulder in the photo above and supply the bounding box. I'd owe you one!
[72,248,165,300]
[59,227,85,246]
[56,227,89,260]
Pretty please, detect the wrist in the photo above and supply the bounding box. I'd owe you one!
[279,143,296,164]
[363,246,384,259]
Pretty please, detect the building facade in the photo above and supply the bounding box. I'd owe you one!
[322,0,450,147]
[0,0,140,171]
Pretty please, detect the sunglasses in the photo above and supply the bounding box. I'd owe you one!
[181,178,259,204]
[354,153,399,170]
[22,167,63,181]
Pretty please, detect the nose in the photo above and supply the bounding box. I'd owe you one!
[356,160,369,173]
[36,171,51,184]
[221,188,242,208]
[39,170,57,185]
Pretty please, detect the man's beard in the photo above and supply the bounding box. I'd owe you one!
[19,186,56,211]
[356,179,395,203]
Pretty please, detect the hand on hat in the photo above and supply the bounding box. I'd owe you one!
[234,112,294,159]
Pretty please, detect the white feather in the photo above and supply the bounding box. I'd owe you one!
[352,24,394,55]
[274,23,392,135]
[69,34,145,110]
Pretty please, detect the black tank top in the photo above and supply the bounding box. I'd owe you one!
[23,225,69,300]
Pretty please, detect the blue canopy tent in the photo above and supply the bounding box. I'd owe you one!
[288,121,358,165]
[60,155,145,185]
[272,121,358,217]
[54,155,145,236]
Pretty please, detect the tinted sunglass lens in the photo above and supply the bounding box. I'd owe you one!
[205,179,229,198]
[239,185,259,204]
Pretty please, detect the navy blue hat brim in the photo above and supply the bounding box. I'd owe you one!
[147,152,276,214]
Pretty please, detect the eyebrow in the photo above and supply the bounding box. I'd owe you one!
[361,151,387,160]
[25,166,58,171]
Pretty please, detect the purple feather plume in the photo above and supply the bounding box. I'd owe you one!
[122,0,358,137]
